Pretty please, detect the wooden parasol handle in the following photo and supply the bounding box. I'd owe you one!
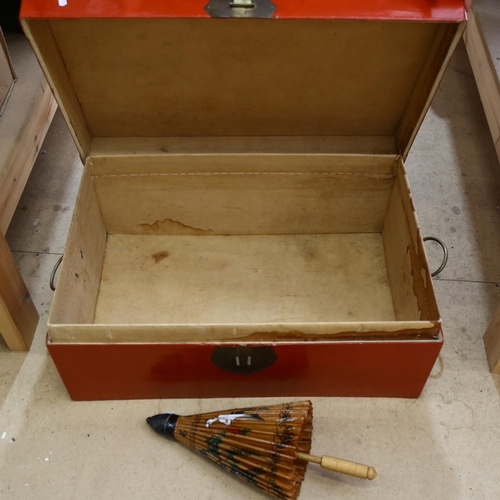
[296,452,377,480]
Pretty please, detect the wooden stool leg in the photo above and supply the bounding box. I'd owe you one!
[484,304,500,373]
[0,231,39,350]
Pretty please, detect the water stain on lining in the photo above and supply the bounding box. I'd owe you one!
[152,251,169,263]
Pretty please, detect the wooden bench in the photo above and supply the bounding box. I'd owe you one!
[0,32,57,350]
[464,1,500,372]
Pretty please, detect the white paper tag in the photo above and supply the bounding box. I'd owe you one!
[58,0,67,7]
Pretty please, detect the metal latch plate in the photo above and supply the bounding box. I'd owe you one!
[205,0,277,18]
[211,345,277,374]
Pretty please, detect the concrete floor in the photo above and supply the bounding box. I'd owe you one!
[1,41,500,499]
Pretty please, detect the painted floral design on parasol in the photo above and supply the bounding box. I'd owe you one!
[147,400,376,500]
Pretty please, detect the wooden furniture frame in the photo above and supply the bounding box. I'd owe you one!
[0,27,16,116]
[0,33,57,350]
[464,2,500,373]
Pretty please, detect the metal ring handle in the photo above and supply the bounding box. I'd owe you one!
[50,256,63,291]
[423,236,448,277]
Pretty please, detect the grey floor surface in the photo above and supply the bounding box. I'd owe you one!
[1,41,500,499]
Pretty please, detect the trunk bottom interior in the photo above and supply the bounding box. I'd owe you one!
[93,233,396,325]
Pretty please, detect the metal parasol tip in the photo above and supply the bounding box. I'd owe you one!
[146,413,179,439]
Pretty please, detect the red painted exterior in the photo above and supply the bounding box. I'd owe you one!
[47,338,443,400]
[21,0,466,21]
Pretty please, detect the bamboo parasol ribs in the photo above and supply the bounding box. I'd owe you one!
[147,400,376,499]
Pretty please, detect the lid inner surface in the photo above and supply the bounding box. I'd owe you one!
[48,18,438,139]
